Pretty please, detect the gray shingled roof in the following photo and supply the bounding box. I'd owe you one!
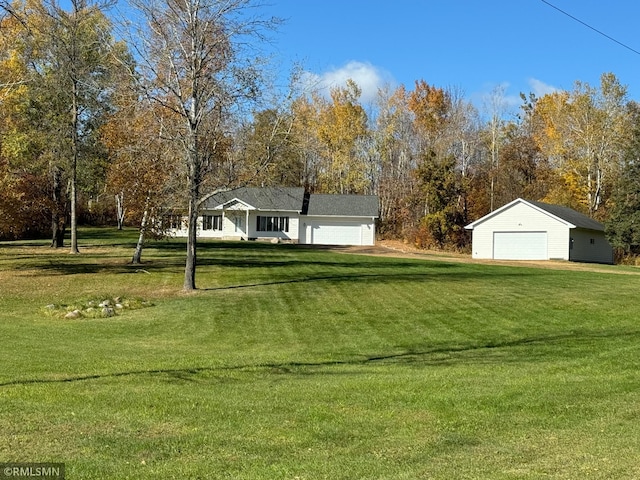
[202,187,379,218]
[529,200,605,231]
[305,194,379,217]
[203,187,305,212]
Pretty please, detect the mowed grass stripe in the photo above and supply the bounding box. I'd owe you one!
[2,230,640,478]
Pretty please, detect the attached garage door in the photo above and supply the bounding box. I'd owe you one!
[493,232,548,260]
[311,222,363,246]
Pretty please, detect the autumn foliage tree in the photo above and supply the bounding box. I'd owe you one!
[315,80,369,194]
[0,0,127,247]
[605,101,640,259]
[124,0,279,290]
[372,85,419,237]
[33,0,123,252]
[288,80,370,195]
[407,80,469,248]
[530,74,631,217]
[2,0,639,264]
[102,95,180,263]
[0,8,50,238]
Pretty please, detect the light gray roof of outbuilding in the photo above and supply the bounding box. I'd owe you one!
[465,197,605,232]
[529,200,605,232]
[203,187,305,212]
[306,194,379,217]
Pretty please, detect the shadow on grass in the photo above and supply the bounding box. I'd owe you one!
[200,269,526,290]
[12,258,444,277]
[0,227,140,249]
[4,257,181,276]
[3,236,550,285]
[3,328,638,387]
[8,240,539,286]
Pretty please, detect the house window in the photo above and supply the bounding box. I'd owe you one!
[257,216,289,232]
[165,215,183,230]
[203,215,222,231]
[590,238,595,245]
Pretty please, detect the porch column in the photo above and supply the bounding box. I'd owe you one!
[222,210,226,239]
[245,209,249,240]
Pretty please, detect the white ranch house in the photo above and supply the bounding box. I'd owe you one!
[465,198,614,264]
[169,187,379,246]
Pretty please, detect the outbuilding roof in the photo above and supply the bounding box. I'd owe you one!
[528,200,605,231]
[465,198,605,232]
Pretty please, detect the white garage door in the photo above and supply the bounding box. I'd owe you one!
[493,232,548,260]
[311,222,363,246]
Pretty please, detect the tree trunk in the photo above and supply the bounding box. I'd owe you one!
[50,165,65,248]
[69,170,78,253]
[69,77,80,254]
[183,154,200,291]
[115,192,125,230]
[131,199,149,264]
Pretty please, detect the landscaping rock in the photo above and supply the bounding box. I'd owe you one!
[44,295,152,319]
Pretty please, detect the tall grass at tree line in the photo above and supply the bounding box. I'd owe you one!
[0,228,639,479]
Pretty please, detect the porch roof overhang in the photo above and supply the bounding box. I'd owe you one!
[213,198,256,211]
[209,198,301,214]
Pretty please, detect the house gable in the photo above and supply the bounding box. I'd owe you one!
[217,198,255,211]
[465,198,575,231]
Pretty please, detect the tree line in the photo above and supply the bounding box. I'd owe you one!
[2,0,640,290]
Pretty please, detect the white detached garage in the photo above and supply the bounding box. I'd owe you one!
[465,198,614,264]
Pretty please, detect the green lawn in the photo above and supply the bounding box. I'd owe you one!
[1,229,639,479]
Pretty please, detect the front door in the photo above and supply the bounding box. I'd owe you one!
[234,214,245,235]
[222,211,246,239]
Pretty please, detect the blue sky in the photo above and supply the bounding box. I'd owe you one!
[265,0,640,114]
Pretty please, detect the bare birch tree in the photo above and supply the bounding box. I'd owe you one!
[482,85,509,212]
[123,0,278,290]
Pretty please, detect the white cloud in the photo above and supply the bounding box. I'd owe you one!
[474,79,561,117]
[301,61,394,104]
[528,78,558,97]
[477,82,520,115]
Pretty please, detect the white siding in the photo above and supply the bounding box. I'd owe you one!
[570,229,614,264]
[222,211,246,239]
[198,215,224,239]
[172,211,374,246]
[299,217,375,246]
[471,202,570,260]
[172,211,301,242]
[248,211,300,242]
